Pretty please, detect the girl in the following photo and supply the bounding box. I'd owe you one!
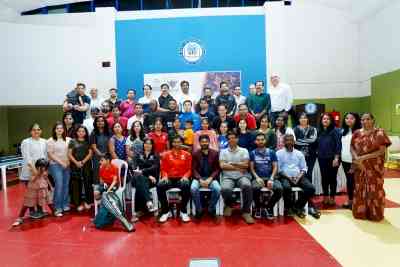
[274,115,295,151]
[109,122,128,160]
[47,122,71,216]
[90,116,112,183]
[341,112,361,209]
[256,115,276,150]
[63,112,75,138]
[148,117,169,155]
[12,158,54,226]
[193,118,219,151]
[68,125,93,211]
[138,84,155,114]
[217,121,229,150]
[317,113,341,206]
[237,119,255,152]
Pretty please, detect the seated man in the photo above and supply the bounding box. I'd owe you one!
[276,134,316,218]
[93,153,134,232]
[191,135,221,219]
[220,131,254,224]
[157,135,192,223]
[250,133,282,220]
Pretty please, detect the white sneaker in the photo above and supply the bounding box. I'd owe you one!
[180,212,191,223]
[159,212,171,223]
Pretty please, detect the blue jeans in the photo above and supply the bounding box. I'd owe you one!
[49,163,70,211]
[191,179,221,213]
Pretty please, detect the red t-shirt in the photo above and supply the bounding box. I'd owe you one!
[107,116,129,136]
[233,113,257,130]
[160,150,192,179]
[99,163,119,185]
[148,131,169,154]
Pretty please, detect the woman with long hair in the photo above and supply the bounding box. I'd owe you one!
[351,113,391,221]
[90,116,112,183]
[63,112,75,138]
[237,119,255,152]
[193,117,218,151]
[255,115,276,150]
[274,115,295,151]
[341,112,361,209]
[148,117,169,155]
[47,122,71,216]
[68,125,93,211]
[126,120,146,158]
[109,122,128,160]
[317,113,342,206]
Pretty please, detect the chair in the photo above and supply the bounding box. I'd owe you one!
[94,159,128,216]
[219,188,252,215]
[166,188,191,217]
[190,188,223,216]
[291,187,308,215]
[259,187,284,217]
[131,186,159,218]
[387,136,400,166]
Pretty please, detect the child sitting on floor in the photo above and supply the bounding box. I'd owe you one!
[12,158,54,226]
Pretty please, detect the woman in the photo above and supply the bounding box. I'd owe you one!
[317,113,341,206]
[68,125,93,211]
[274,115,295,150]
[126,120,146,158]
[341,112,361,209]
[20,123,47,185]
[119,89,136,119]
[138,84,154,114]
[148,117,169,155]
[63,112,75,138]
[217,121,229,150]
[130,138,160,221]
[237,119,255,151]
[47,122,71,216]
[168,117,184,141]
[351,113,391,221]
[294,113,320,218]
[255,115,276,150]
[109,122,128,160]
[90,116,112,183]
[193,118,218,151]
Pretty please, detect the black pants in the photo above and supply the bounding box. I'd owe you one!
[318,158,339,197]
[157,179,191,214]
[341,162,354,201]
[131,175,155,212]
[280,177,315,210]
[252,179,283,210]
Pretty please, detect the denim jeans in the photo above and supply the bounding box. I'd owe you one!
[49,163,70,211]
[191,179,221,213]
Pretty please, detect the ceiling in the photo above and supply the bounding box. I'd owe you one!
[0,0,395,21]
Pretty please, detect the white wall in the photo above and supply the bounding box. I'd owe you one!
[0,8,116,105]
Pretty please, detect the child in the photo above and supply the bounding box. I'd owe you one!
[183,120,194,150]
[12,158,54,227]
[94,153,119,200]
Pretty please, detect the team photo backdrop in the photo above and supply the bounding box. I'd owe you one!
[115,14,266,98]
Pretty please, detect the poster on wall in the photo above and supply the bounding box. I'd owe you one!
[144,71,241,100]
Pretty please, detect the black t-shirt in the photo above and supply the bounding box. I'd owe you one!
[212,116,236,131]
[215,94,237,115]
[158,94,174,109]
[71,95,91,124]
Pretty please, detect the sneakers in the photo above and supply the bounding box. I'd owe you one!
[77,205,84,212]
[146,201,157,212]
[54,210,64,217]
[223,206,233,217]
[254,208,261,219]
[12,218,23,227]
[265,208,274,220]
[159,212,171,223]
[242,213,255,224]
[63,206,71,212]
[180,212,191,223]
[295,208,306,219]
[30,211,45,219]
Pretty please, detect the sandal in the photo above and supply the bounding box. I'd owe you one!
[12,218,23,227]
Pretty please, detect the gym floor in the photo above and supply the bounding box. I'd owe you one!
[1,170,399,267]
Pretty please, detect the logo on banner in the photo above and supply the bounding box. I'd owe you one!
[180,39,205,64]
[305,103,317,114]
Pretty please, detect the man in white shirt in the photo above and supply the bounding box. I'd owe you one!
[233,86,246,108]
[269,74,293,126]
[127,103,145,131]
[175,80,196,112]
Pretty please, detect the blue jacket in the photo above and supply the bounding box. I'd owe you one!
[317,128,342,159]
[178,112,201,131]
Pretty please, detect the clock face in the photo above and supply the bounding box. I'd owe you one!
[305,103,317,114]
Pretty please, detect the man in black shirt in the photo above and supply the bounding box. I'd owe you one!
[158,83,175,112]
[105,88,122,110]
[215,81,237,116]
[212,104,236,131]
[163,99,180,131]
[63,82,91,125]
[197,97,216,123]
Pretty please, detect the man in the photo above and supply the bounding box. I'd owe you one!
[233,104,257,130]
[269,74,294,125]
[276,134,316,218]
[215,81,237,116]
[175,80,196,112]
[250,133,282,219]
[233,86,246,106]
[178,100,201,131]
[191,135,221,219]
[162,99,180,131]
[157,135,192,223]
[248,83,256,96]
[246,80,271,122]
[106,88,122,110]
[107,106,128,136]
[100,100,112,119]
[119,89,136,119]
[127,103,144,130]
[88,88,104,118]
[197,97,216,123]
[83,107,99,135]
[143,99,167,132]
[158,83,175,112]
[219,131,254,224]
[212,104,236,131]
[63,82,91,125]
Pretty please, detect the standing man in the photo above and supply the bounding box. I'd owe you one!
[250,133,282,219]
[157,135,192,223]
[191,135,221,219]
[63,82,91,125]
[106,88,122,110]
[269,74,294,126]
[233,86,246,106]
[212,104,236,131]
[197,97,216,123]
[127,103,145,130]
[119,89,136,119]
[246,80,271,122]
[215,81,237,116]
[178,100,201,131]
[233,104,257,130]
[175,80,196,112]
[219,131,254,224]
[107,106,128,136]
[158,83,175,112]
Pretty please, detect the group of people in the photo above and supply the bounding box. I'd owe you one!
[12,75,392,230]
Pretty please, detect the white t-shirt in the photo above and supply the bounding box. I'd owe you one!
[20,137,48,181]
[88,96,105,118]
[83,118,94,135]
[269,83,293,112]
[234,95,246,106]
[174,92,196,112]
[341,130,353,163]
[127,115,144,131]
